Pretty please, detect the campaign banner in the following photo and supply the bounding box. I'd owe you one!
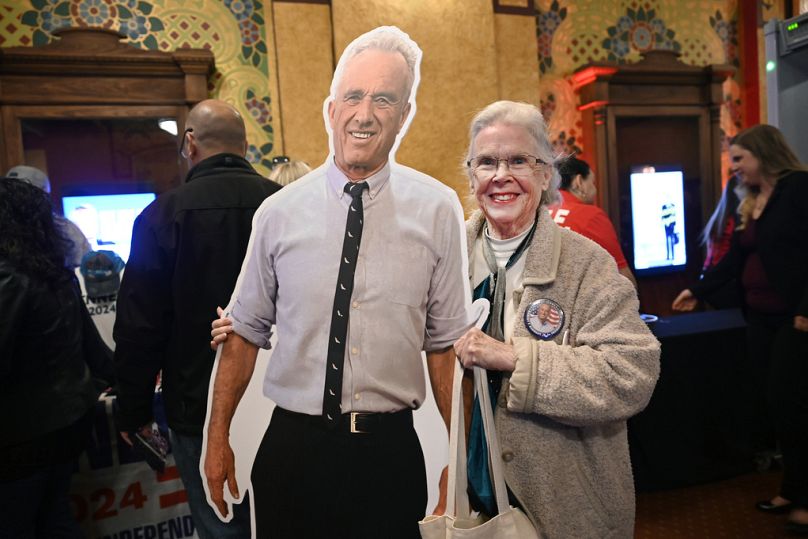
[70,396,197,539]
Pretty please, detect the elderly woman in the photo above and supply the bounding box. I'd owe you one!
[453,101,659,538]
[673,124,808,535]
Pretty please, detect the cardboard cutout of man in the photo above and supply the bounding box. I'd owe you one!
[202,26,472,538]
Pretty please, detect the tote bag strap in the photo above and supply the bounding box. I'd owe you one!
[446,356,470,518]
[474,364,510,515]
[446,298,490,519]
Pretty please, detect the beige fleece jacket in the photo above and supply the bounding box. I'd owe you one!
[467,208,660,539]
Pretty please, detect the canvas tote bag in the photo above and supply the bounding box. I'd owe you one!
[419,354,538,538]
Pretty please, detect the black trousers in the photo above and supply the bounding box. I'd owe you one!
[251,407,427,539]
[769,323,808,508]
[744,311,785,452]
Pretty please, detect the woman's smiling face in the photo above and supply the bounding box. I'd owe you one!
[470,123,549,239]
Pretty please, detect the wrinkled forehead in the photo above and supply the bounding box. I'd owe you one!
[472,123,540,156]
[334,49,412,98]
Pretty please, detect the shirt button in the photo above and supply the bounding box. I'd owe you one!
[352,301,359,309]
[354,393,361,400]
[502,451,514,462]
[351,347,358,355]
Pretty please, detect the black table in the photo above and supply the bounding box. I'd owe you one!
[628,309,755,491]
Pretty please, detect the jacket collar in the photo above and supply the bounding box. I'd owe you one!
[185,153,255,183]
[467,207,561,286]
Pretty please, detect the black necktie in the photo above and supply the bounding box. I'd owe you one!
[323,181,368,427]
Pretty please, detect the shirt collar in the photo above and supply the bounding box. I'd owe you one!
[559,190,581,205]
[185,153,251,183]
[326,159,390,201]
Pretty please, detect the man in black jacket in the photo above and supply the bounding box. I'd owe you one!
[114,99,280,538]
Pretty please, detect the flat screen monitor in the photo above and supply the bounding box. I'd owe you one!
[62,193,155,263]
[629,168,686,275]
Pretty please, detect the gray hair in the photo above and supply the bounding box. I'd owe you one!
[331,26,422,103]
[465,100,561,206]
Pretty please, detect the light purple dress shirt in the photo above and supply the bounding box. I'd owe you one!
[229,160,472,415]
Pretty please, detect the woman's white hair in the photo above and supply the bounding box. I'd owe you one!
[464,100,561,206]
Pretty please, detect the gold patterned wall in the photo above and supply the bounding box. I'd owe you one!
[535,0,741,181]
[2,0,756,193]
[0,0,282,176]
[271,1,333,170]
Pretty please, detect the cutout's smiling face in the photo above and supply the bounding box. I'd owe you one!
[328,49,412,180]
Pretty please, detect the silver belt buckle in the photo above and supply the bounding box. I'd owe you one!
[349,412,367,434]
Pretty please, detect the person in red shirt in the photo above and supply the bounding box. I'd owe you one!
[548,157,637,288]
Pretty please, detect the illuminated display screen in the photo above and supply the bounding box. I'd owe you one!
[629,170,687,274]
[62,193,155,263]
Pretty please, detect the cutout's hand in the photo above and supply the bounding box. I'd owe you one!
[204,433,239,519]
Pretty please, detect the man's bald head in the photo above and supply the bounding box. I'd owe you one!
[184,99,248,164]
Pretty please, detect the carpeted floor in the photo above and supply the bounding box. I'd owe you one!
[635,471,794,538]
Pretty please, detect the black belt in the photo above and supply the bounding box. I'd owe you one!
[273,406,413,434]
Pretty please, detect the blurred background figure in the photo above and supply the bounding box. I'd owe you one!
[550,156,637,288]
[6,165,91,268]
[672,124,808,536]
[698,173,742,309]
[661,201,677,261]
[76,250,126,350]
[268,156,311,186]
[701,174,741,272]
[0,177,114,537]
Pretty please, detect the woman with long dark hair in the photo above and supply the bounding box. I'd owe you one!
[673,124,808,535]
[0,177,113,537]
[697,173,742,308]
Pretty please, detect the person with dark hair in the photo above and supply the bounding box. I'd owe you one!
[549,156,637,288]
[673,124,808,536]
[6,164,91,268]
[698,174,742,309]
[0,177,113,537]
[701,174,741,271]
[113,99,281,538]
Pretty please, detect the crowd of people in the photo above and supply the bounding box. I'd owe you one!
[1,23,805,539]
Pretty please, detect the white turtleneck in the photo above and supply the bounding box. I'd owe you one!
[484,225,532,267]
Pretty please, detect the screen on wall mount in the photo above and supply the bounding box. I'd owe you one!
[629,167,687,275]
[62,192,155,263]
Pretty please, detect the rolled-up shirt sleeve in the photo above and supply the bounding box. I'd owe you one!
[423,194,474,351]
[229,202,277,349]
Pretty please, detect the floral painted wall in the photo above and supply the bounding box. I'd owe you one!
[535,0,742,180]
[0,0,278,174]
